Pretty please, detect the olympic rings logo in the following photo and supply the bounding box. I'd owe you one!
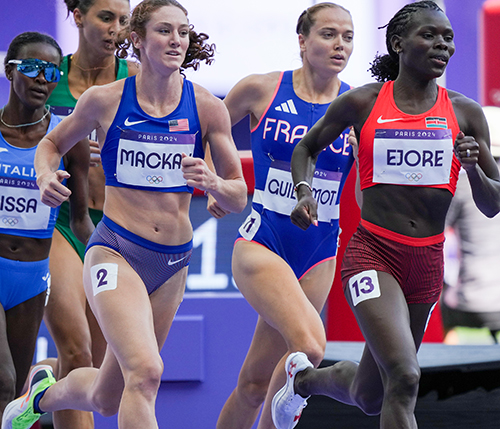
[405,173,423,182]
[146,175,164,184]
[2,217,19,226]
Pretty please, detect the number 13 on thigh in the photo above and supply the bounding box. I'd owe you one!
[348,270,381,306]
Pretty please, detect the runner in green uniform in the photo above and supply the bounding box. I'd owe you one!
[43,1,138,428]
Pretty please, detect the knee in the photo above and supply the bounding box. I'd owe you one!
[0,368,16,404]
[328,361,382,416]
[351,363,420,416]
[92,391,121,418]
[385,363,421,404]
[57,344,93,376]
[93,394,121,417]
[124,356,164,400]
[236,371,269,408]
[354,390,383,416]
[92,357,164,417]
[288,321,326,368]
[293,338,325,368]
[88,369,121,417]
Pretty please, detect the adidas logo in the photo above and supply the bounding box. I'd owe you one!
[275,99,298,115]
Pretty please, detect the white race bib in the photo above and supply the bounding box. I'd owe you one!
[0,185,50,230]
[373,128,453,186]
[253,160,342,222]
[116,129,195,188]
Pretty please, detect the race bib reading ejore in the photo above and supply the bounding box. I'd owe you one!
[373,128,453,186]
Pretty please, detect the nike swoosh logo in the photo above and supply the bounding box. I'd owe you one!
[168,256,187,266]
[0,148,8,153]
[124,117,149,126]
[377,115,403,124]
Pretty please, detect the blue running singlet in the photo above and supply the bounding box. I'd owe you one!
[101,76,204,193]
[237,71,354,279]
[0,114,63,239]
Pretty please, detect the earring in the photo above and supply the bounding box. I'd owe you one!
[395,49,401,54]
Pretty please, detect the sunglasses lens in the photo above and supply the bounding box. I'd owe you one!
[44,67,60,83]
[17,64,40,78]
[15,61,61,83]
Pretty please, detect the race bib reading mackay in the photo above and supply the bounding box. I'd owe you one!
[116,129,195,188]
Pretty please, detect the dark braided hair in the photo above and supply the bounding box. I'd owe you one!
[116,0,215,71]
[369,1,443,82]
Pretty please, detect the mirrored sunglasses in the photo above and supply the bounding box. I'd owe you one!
[8,58,62,83]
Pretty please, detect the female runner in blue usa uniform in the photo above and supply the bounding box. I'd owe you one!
[216,4,354,429]
[1,1,246,429]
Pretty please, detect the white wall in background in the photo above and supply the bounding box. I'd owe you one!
[56,0,384,95]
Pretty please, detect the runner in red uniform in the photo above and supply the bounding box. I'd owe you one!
[272,2,500,428]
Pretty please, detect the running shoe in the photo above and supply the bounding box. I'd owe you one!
[271,351,313,429]
[1,364,55,429]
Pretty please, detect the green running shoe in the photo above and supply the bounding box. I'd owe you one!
[1,365,55,429]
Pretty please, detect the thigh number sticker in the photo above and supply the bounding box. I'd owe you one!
[348,270,381,306]
[91,263,118,296]
[238,208,261,241]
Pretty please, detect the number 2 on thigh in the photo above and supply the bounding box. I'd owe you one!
[91,263,118,296]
